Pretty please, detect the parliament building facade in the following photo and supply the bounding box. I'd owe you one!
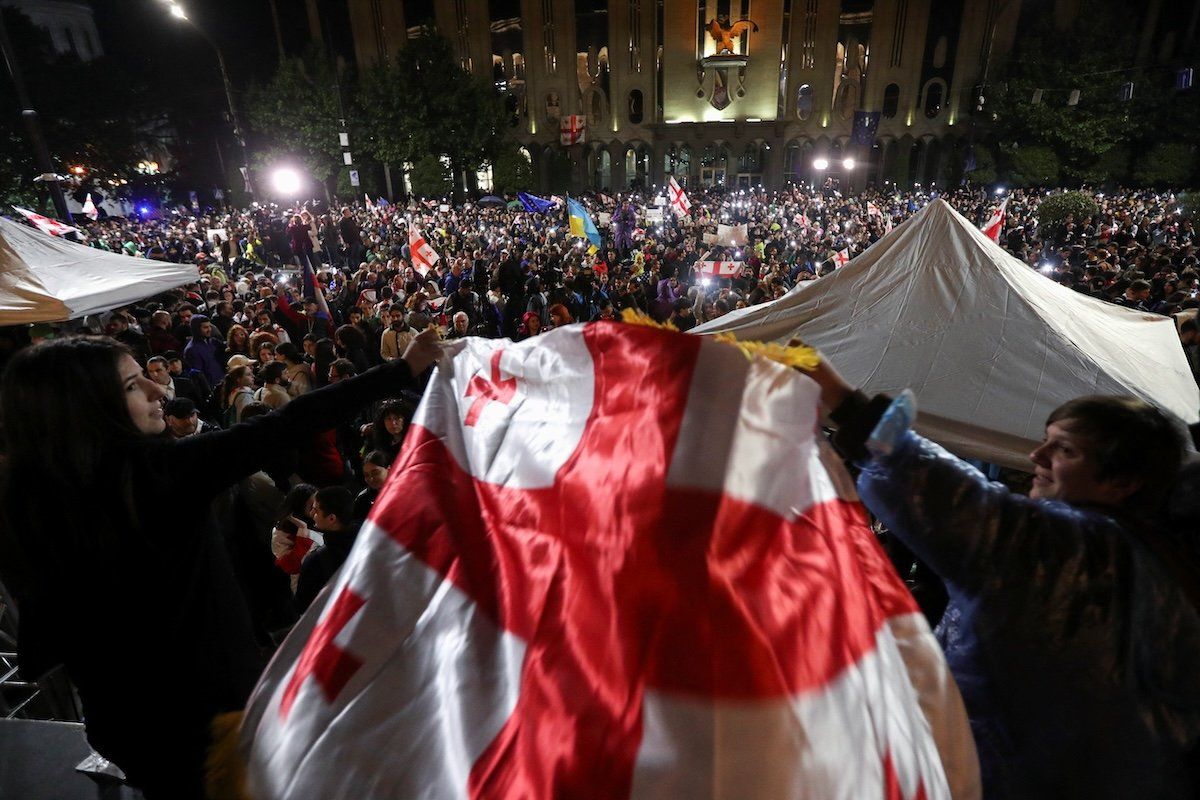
[338,0,1193,193]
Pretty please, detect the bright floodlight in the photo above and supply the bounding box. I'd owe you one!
[272,168,301,196]
[842,157,856,170]
[812,158,829,170]
[169,3,188,19]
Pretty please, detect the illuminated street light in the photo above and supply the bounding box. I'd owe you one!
[812,158,829,171]
[160,1,252,195]
[842,157,856,170]
[271,167,301,197]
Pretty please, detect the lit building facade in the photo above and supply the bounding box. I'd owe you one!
[345,0,1193,193]
[2,0,103,62]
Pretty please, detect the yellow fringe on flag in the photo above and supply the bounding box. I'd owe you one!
[619,310,821,371]
[206,711,251,800]
[620,308,678,331]
[713,332,821,371]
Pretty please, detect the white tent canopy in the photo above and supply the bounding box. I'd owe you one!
[694,199,1200,470]
[0,217,198,325]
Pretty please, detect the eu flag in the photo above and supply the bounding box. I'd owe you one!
[850,111,881,147]
[518,192,556,214]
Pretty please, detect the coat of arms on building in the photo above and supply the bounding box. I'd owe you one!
[697,16,759,111]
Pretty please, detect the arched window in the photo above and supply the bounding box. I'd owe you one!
[882,83,900,118]
[546,92,561,121]
[628,89,644,124]
[797,84,814,120]
[922,80,944,118]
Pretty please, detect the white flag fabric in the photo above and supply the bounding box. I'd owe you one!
[559,115,587,146]
[696,260,742,277]
[409,227,439,277]
[81,193,98,221]
[668,177,691,217]
[11,206,80,237]
[239,324,980,800]
[833,248,851,268]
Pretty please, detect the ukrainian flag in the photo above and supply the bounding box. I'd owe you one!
[567,197,602,248]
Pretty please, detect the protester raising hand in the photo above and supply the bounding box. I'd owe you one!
[401,326,443,375]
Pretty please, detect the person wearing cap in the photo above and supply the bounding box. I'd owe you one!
[162,397,213,438]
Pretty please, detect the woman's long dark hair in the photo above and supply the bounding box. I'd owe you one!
[0,337,142,595]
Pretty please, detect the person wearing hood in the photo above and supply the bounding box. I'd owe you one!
[182,314,225,389]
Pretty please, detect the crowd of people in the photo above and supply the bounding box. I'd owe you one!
[25,182,1200,349]
[1,181,1199,798]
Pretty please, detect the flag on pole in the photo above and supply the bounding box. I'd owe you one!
[981,198,1008,243]
[364,193,373,208]
[238,325,979,800]
[11,206,80,237]
[866,201,882,218]
[81,193,99,221]
[567,197,601,247]
[668,176,691,217]
[833,248,851,268]
[517,192,556,214]
[559,114,587,146]
[695,260,742,277]
[409,226,440,277]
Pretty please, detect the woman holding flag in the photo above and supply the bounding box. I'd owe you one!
[0,329,440,798]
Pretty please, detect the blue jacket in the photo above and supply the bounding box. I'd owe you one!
[858,431,1200,799]
[182,314,225,388]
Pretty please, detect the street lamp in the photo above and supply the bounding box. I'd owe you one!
[161,2,254,196]
[271,167,302,198]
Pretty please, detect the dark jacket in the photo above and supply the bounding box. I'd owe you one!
[846,407,1200,799]
[182,314,225,388]
[146,325,181,356]
[294,523,360,613]
[4,359,420,796]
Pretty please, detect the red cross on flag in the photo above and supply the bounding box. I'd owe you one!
[668,176,691,217]
[867,201,882,218]
[980,198,1008,243]
[11,206,80,237]
[239,324,980,800]
[695,259,742,277]
[409,226,439,277]
[560,114,587,146]
[833,248,852,268]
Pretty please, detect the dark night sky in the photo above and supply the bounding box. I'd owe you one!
[92,0,287,110]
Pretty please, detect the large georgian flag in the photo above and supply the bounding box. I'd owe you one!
[240,323,980,800]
